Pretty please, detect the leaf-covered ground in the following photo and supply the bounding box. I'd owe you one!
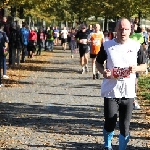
[137,74,150,131]
[2,52,52,87]
[0,50,150,149]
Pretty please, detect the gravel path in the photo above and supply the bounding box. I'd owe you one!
[0,48,149,150]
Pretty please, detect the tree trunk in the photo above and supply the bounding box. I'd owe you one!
[104,17,108,31]
[79,17,81,24]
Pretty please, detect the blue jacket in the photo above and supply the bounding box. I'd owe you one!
[20,27,29,45]
[0,30,9,56]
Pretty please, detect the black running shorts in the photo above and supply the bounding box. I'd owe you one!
[79,44,89,58]
[90,54,97,58]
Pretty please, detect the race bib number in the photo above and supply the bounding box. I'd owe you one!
[82,39,87,44]
[112,67,130,79]
[93,39,100,46]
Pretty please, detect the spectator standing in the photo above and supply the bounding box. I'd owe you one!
[16,25,23,66]
[129,24,145,110]
[9,22,18,66]
[45,27,50,50]
[2,17,10,38]
[37,28,45,55]
[0,22,9,86]
[46,27,54,52]
[2,17,11,65]
[53,26,59,46]
[133,17,140,33]
[27,27,37,58]
[20,22,29,63]
[141,26,149,51]
[9,24,23,66]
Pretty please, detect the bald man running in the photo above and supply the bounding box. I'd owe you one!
[96,18,147,150]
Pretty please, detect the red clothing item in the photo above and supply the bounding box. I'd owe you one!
[108,32,114,40]
[39,32,45,40]
[29,31,37,41]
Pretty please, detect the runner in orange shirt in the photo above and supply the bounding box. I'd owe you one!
[89,24,104,79]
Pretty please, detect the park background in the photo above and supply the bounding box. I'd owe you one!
[0,0,150,31]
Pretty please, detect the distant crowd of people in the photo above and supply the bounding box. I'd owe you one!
[0,16,150,88]
[0,18,117,83]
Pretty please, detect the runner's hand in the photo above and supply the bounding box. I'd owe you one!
[103,69,112,79]
[129,65,137,74]
[79,39,83,43]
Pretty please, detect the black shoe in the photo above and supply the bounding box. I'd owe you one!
[93,74,96,79]
[85,66,89,73]
[96,72,100,79]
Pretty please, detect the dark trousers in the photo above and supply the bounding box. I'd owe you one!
[37,41,43,55]
[0,56,2,84]
[77,42,79,48]
[45,40,47,50]
[21,45,27,63]
[47,40,54,51]
[0,56,6,84]
[104,97,134,137]
[9,47,12,65]
[70,40,76,54]
[3,56,6,75]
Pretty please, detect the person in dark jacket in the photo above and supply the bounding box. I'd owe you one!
[2,17,11,65]
[9,22,18,66]
[0,22,9,86]
[2,17,10,38]
[9,24,22,66]
[37,28,45,55]
[16,25,23,65]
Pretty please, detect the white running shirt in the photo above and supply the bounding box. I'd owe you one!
[61,30,68,39]
[99,39,141,98]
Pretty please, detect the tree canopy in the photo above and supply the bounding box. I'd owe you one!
[2,0,150,23]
